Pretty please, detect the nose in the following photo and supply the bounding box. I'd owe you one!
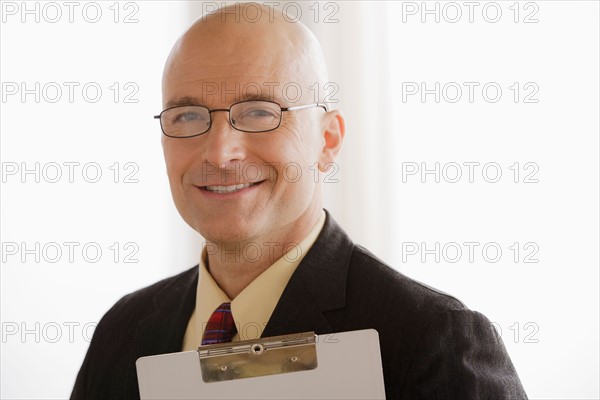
[201,110,247,168]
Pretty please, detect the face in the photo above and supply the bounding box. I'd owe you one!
[160,24,332,244]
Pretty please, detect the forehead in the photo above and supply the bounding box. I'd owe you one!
[164,70,294,108]
[162,23,317,107]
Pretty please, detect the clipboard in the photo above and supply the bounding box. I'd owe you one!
[136,329,386,399]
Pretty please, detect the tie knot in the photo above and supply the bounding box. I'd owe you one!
[201,302,237,345]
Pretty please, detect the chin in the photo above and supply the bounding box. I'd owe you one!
[198,221,257,243]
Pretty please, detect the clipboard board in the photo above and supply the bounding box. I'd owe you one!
[136,329,386,399]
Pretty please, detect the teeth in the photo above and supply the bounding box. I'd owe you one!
[205,182,257,193]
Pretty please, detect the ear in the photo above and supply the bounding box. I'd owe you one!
[318,109,345,172]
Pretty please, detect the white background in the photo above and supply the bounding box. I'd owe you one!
[1,1,598,398]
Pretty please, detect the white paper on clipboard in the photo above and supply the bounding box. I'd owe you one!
[136,328,386,399]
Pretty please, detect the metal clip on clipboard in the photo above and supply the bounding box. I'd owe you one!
[197,331,318,383]
[137,329,385,399]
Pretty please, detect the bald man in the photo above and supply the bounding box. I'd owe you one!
[71,4,527,399]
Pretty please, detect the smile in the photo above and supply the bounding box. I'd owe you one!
[202,181,263,194]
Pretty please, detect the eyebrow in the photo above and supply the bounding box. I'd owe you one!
[165,96,203,109]
[165,93,284,109]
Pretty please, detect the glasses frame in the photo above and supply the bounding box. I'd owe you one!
[154,100,329,138]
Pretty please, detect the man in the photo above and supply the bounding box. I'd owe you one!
[71,4,527,399]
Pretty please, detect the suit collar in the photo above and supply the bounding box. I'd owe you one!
[262,209,354,337]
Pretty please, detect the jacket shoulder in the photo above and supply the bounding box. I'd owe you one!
[349,243,467,313]
[343,244,527,399]
[70,266,199,400]
[83,265,198,347]
[106,265,198,318]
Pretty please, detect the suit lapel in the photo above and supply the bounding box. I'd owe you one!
[126,266,198,397]
[132,266,199,355]
[262,209,354,337]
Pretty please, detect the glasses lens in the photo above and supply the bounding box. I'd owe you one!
[230,101,282,132]
[161,106,210,137]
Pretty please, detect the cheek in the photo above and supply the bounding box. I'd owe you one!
[271,122,320,157]
[263,125,320,183]
[163,144,189,184]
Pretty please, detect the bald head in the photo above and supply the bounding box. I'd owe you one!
[162,3,329,108]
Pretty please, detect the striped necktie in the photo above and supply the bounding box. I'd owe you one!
[201,302,237,345]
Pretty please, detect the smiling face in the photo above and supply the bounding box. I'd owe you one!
[160,6,343,245]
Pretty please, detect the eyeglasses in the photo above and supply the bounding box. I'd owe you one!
[154,100,328,138]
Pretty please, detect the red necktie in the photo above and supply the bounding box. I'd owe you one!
[201,302,237,345]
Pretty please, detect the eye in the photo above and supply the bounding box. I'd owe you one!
[250,109,275,117]
[242,108,278,119]
[172,111,206,124]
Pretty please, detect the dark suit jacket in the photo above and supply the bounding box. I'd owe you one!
[71,209,527,399]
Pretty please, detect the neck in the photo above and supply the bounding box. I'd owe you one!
[205,207,322,299]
